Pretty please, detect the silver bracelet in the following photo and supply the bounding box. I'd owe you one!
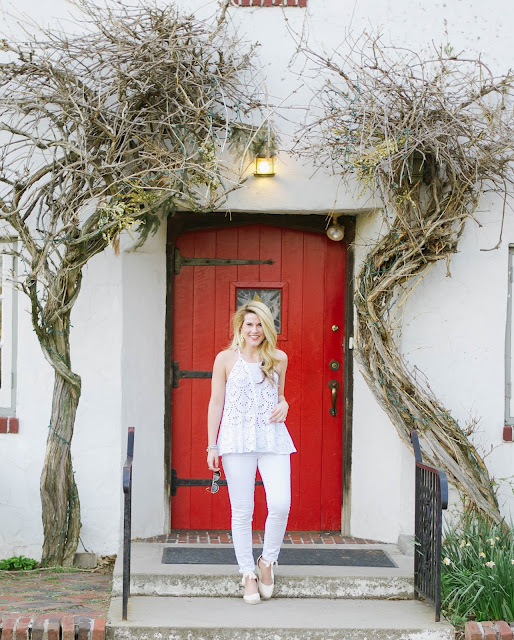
[206,445,218,452]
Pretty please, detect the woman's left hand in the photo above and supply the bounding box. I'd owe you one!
[269,399,289,423]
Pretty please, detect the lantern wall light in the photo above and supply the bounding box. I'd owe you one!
[254,154,276,177]
[326,215,345,242]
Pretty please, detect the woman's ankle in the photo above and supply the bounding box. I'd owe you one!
[243,575,258,594]
[258,556,274,585]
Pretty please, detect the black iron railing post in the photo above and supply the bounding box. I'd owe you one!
[410,430,448,622]
[122,427,135,621]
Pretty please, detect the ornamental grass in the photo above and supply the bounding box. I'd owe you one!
[441,512,514,628]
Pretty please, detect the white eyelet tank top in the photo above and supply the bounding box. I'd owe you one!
[216,351,296,456]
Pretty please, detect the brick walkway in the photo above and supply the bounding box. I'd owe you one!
[140,530,382,544]
[0,571,111,617]
[0,571,110,640]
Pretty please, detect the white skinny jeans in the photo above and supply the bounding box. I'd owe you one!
[222,452,291,574]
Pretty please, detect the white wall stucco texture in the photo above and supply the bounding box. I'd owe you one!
[0,0,513,557]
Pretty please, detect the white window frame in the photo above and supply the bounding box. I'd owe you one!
[0,240,17,413]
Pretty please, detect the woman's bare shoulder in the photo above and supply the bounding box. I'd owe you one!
[214,349,238,366]
[275,349,288,364]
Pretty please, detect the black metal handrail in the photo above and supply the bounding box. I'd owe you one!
[410,430,448,622]
[122,427,135,621]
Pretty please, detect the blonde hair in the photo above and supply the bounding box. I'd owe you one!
[229,301,279,384]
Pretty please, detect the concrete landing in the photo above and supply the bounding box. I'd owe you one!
[113,543,414,599]
[107,596,454,640]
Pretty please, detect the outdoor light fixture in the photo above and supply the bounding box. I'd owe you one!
[254,155,275,177]
[410,151,425,183]
[326,216,345,242]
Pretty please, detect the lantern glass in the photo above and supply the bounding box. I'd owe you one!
[254,155,275,176]
[327,224,345,242]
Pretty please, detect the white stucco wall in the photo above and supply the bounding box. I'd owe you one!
[120,226,167,540]
[1,0,513,558]
[70,249,124,555]
[0,247,124,559]
[399,191,514,518]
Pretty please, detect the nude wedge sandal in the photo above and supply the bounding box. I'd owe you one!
[256,556,276,600]
[241,571,261,605]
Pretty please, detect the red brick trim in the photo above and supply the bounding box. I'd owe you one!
[46,619,60,640]
[465,621,514,640]
[0,416,19,433]
[1,615,17,640]
[61,616,75,640]
[13,615,33,640]
[0,616,107,640]
[91,618,106,640]
[232,0,307,6]
[503,425,513,441]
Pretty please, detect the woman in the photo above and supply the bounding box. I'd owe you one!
[206,300,296,604]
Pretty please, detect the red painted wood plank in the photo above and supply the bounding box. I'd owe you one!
[237,225,261,283]
[259,225,282,283]
[280,228,304,530]
[321,237,345,530]
[190,230,217,528]
[171,232,196,528]
[298,233,325,530]
[213,227,240,529]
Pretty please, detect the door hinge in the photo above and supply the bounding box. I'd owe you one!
[172,361,212,388]
[174,248,274,275]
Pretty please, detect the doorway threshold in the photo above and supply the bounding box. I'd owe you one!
[136,530,385,545]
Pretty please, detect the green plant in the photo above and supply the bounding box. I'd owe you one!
[0,555,39,571]
[441,513,514,628]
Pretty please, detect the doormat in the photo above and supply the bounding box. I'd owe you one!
[162,547,396,568]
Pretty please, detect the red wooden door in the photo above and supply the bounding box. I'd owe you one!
[171,225,345,530]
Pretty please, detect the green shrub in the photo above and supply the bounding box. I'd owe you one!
[441,513,514,627]
[0,555,39,571]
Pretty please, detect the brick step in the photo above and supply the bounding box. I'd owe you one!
[106,597,454,640]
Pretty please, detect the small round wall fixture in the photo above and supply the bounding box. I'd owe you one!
[326,217,345,241]
[254,155,275,177]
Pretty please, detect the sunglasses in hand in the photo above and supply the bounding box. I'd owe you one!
[207,470,221,494]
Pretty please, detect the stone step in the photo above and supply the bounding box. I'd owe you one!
[107,596,454,640]
[115,567,414,599]
[113,543,414,600]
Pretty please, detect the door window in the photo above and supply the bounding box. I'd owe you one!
[236,288,282,333]
[231,281,289,340]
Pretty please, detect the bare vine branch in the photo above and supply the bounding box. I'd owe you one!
[297,34,514,522]
[0,0,265,563]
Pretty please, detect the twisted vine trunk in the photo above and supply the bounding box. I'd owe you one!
[355,180,501,523]
[31,266,84,566]
[41,367,82,566]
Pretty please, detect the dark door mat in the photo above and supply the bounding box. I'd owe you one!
[162,547,396,568]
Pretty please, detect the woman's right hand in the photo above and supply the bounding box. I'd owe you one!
[207,449,220,472]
